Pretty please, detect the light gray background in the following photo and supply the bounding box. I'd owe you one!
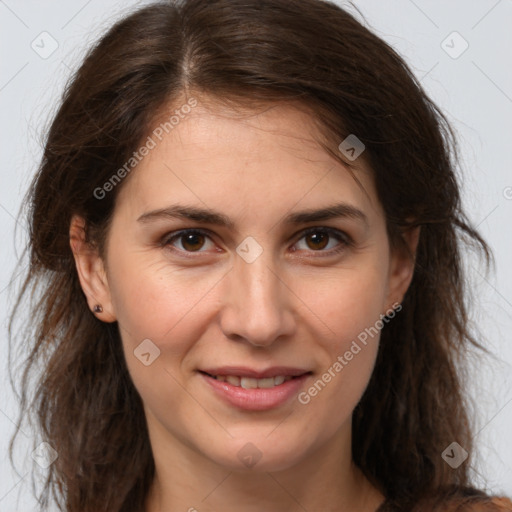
[1,0,511,510]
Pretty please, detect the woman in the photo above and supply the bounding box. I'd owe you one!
[8,0,512,510]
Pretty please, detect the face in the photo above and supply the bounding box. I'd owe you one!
[72,97,416,474]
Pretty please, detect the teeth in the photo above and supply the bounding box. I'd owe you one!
[211,374,296,388]
[226,375,240,386]
[256,377,276,389]
[240,377,258,389]
[274,375,285,386]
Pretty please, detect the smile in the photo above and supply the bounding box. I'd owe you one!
[204,373,295,388]
[198,370,312,411]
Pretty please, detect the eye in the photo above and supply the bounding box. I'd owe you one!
[292,227,351,255]
[161,227,351,257]
[162,229,216,253]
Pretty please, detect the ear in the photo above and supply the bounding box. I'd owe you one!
[384,226,420,312]
[69,215,117,323]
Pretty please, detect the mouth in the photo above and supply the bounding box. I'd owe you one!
[197,367,313,411]
[200,372,301,389]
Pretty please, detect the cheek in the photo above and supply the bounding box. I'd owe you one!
[292,262,387,416]
[110,263,214,424]
[107,251,227,403]
[296,259,388,345]
[108,250,222,343]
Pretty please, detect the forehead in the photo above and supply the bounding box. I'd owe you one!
[114,99,381,225]
[147,99,336,169]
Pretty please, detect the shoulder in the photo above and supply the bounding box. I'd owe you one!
[439,496,512,512]
[486,497,512,511]
[436,496,512,511]
[378,494,512,511]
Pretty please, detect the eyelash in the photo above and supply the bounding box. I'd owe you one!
[160,227,353,258]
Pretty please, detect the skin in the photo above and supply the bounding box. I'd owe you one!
[70,96,419,512]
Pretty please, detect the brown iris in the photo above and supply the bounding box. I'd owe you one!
[304,232,329,250]
[181,232,206,252]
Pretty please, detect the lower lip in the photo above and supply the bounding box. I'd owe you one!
[200,372,311,411]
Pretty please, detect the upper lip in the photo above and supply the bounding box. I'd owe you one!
[200,366,312,379]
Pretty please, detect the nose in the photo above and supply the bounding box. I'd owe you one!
[219,248,296,347]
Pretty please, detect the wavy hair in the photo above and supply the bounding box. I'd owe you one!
[8,0,503,510]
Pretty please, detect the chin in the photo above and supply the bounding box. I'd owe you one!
[204,435,314,473]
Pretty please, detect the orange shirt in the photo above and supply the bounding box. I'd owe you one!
[489,497,512,510]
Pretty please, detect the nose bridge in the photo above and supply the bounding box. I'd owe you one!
[220,241,294,346]
[237,249,278,303]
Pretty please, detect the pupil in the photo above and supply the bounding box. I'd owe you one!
[308,233,328,250]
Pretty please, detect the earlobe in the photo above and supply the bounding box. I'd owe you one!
[385,226,421,310]
[69,215,117,323]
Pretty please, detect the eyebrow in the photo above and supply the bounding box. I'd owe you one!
[137,202,369,229]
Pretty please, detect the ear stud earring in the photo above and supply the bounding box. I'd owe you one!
[93,304,103,313]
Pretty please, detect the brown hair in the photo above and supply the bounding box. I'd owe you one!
[8,0,505,510]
